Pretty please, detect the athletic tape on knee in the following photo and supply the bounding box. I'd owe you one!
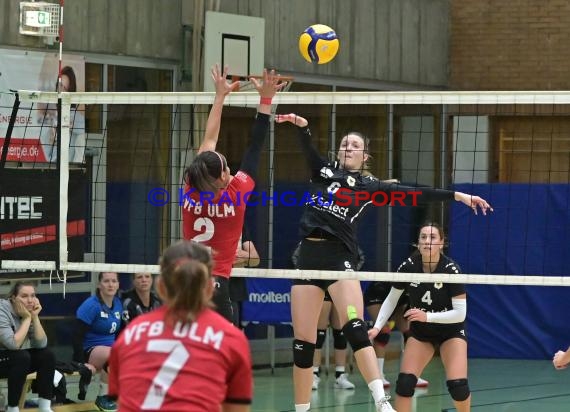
[332,329,347,350]
[341,318,370,352]
[316,329,326,349]
[396,373,418,397]
[447,378,470,401]
[293,339,316,368]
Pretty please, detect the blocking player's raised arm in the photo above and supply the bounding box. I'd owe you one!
[199,64,238,154]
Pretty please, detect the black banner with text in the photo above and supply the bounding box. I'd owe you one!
[0,168,87,277]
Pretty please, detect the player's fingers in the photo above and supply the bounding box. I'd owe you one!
[262,68,269,82]
[228,81,240,91]
[274,114,289,123]
[249,76,261,89]
[275,81,288,91]
[268,69,276,82]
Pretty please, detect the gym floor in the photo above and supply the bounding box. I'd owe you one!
[11,350,570,411]
[252,358,570,411]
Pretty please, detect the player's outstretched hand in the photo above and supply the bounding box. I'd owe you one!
[275,113,308,128]
[250,69,287,99]
[211,64,238,96]
[553,350,570,370]
[455,192,493,215]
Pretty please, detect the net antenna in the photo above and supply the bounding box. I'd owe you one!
[19,1,61,46]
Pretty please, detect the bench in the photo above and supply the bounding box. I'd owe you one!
[10,372,97,412]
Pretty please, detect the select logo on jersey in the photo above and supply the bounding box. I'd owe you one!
[346,176,356,187]
[434,282,443,289]
[344,261,353,272]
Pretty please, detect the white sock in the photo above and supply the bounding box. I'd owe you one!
[7,406,19,412]
[312,366,319,375]
[368,379,386,403]
[295,403,310,412]
[377,358,385,377]
[38,397,53,412]
[99,382,109,396]
[335,365,345,373]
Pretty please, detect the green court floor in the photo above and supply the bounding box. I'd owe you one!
[252,358,570,411]
[13,356,569,411]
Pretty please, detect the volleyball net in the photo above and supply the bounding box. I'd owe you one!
[2,89,569,284]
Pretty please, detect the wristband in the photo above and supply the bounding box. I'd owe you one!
[260,97,273,105]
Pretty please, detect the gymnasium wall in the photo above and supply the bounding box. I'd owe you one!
[450,0,570,90]
[0,0,449,88]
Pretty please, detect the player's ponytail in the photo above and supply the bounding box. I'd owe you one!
[159,240,213,323]
[184,151,227,193]
[168,259,212,322]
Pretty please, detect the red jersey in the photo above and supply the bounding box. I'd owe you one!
[108,306,252,412]
[182,171,254,277]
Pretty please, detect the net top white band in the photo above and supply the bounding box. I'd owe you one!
[1,261,569,286]
[16,90,570,105]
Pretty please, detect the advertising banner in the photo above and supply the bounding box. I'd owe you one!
[0,168,87,276]
[0,49,85,163]
[242,278,292,324]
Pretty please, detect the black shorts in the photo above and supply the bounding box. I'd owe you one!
[410,322,467,346]
[292,238,358,292]
[212,275,233,323]
[229,276,247,302]
[364,282,409,307]
[84,347,94,363]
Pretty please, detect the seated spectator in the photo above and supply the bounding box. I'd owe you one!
[73,272,122,412]
[120,272,162,326]
[0,281,56,412]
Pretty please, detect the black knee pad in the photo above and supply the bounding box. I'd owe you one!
[447,378,470,401]
[342,319,371,352]
[315,329,327,349]
[293,339,316,368]
[332,329,347,350]
[396,373,418,397]
[373,332,390,347]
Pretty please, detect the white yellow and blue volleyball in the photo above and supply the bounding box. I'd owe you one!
[299,24,339,64]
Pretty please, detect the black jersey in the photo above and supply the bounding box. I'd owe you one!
[295,126,456,257]
[120,289,162,325]
[394,254,465,332]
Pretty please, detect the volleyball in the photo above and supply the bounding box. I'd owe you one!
[298,24,339,64]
